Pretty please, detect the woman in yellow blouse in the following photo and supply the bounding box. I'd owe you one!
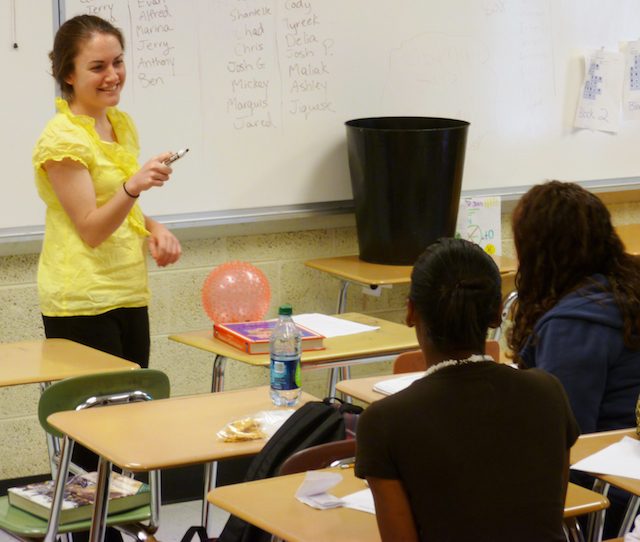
[33,14,181,368]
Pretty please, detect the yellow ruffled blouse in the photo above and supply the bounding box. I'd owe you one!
[33,98,150,316]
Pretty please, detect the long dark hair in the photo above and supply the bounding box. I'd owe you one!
[50,15,125,100]
[410,238,501,352]
[509,181,640,360]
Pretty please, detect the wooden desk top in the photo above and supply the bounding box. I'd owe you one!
[570,428,640,497]
[208,468,607,541]
[336,363,511,405]
[47,386,317,472]
[210,467,377,542]
[0,339,139,387]
[169,313,418,368]
[616,224,640,256]
[305,254,517,286]
[335,372,407,404]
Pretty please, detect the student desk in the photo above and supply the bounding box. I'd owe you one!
[207,467,609,542]
[47,386,318,542]
[571,428,640,536]
[335,371,420,404]
[169,313,418,396]
[0,338,139,387]
[304,254,517,313]
[0,339,140,474]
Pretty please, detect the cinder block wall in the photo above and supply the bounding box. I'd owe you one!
[1,198,638,480]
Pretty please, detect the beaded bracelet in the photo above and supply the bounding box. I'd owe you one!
[123,183,139,198]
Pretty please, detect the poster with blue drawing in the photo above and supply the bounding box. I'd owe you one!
[574,49,624,132]
[623,40,640,121]
[455,196,501,256]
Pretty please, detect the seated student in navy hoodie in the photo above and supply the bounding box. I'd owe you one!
[509,180,640,536]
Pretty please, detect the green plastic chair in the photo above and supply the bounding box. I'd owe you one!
[0,369,170,541]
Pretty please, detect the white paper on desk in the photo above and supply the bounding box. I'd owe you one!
[295,471,344,509]
[342,488,376,514]
[373,372,426,396]
[293,313,379,338]
[571,436,640,479]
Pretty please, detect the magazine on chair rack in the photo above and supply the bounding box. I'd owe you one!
[8,471,149,523]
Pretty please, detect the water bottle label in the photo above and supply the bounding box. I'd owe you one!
[270,357,300,391]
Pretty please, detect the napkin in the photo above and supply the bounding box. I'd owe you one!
[341,488,375,514]
[295,471,344,509]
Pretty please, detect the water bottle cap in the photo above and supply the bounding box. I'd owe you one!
[278,304,293,316]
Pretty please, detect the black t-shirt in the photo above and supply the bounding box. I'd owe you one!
[355,362,579,542]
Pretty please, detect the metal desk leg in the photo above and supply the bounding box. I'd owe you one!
[328,367,340,398]
[40,382,61,478]
[587,479,609,542]
[44,436,74,542]
[89,456,113,542]
[203,355,226,537]
[337,280,350,314]
[618,495,640,536]
[149,469,161,531]
[338,366,353,403]
[563,517,586,542]
[202,461,218,537]
[211,354,227,393]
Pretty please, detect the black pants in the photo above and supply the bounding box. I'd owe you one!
[42,306,150,368]
[42,307,151,542]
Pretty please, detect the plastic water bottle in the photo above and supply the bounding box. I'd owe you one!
[270,304,302,406]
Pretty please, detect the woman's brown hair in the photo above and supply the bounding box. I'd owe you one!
[508,181,640,362]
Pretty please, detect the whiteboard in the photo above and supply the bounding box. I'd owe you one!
[4,0,640,235]
[1,0,53,234]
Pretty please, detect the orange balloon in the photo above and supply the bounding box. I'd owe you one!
[202,261,271,323]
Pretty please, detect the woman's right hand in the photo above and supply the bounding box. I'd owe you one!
[123,152,174,197]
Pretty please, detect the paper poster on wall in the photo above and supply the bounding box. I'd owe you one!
[574,49,624,133]
[622,40,640,121]
[455,196,501,256]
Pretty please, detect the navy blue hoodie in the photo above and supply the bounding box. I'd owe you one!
[520,274,640,433]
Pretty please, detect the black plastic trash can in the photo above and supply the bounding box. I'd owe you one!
[345,117,469,265]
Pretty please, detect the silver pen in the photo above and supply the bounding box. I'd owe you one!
[165,148,189,165]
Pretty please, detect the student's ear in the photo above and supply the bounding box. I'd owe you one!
[406,298,416,328]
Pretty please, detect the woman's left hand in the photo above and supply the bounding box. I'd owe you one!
[146,218,182,267]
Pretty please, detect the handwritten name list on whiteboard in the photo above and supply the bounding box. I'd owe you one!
[221,0,336,129]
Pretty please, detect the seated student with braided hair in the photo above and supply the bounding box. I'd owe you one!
[355,238,579,542]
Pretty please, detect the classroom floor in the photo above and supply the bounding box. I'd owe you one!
[0,500,230,541]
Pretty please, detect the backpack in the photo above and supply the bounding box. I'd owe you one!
[217,397,362,542]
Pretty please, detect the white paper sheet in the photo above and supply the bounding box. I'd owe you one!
[293,313,379,338]
[571,436,640,480]
[574,49,624,133]
[372,372,426,396]
[622,40,640,121]
[455,196,502,256]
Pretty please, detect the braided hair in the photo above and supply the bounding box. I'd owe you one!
[509,180,640,362]
[410,238,502,352]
